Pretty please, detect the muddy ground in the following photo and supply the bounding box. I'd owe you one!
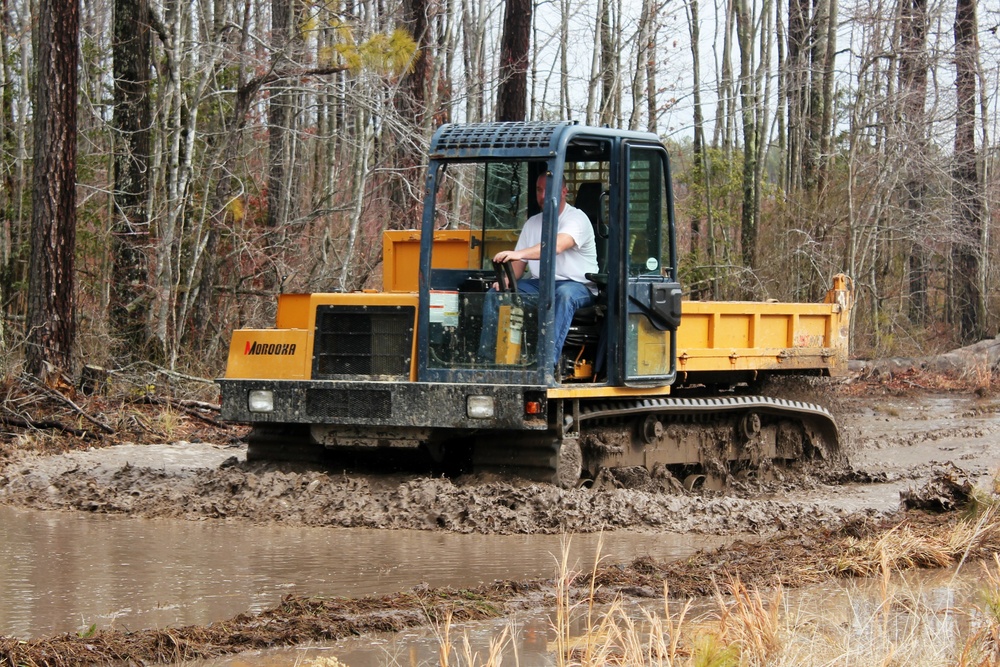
[0,374,998,537]
[0,369,999,664]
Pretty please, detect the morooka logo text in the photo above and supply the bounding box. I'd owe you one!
[244,341,297,355]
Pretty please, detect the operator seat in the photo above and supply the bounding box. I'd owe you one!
[573,182,608,270]
[562,182,610,379]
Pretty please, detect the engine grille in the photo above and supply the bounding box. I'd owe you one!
[306,388,392,419]
[313,305,414,379]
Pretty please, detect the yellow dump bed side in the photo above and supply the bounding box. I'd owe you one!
[676,276,852,378]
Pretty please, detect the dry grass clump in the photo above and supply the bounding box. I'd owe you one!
[432,549,1000,667]
[428,489,1000,667]
[832,505,1000,579]
[843,364,1000,397]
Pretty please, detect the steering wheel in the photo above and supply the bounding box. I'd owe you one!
[492,259,518,294]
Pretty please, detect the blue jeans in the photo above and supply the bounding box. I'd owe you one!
[478,278,595,370]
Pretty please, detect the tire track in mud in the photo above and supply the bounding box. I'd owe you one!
[1,391,996,536]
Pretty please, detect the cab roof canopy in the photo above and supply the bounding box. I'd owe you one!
[429,121,659,162]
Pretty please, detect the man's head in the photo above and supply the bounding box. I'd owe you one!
[535,173,568,212]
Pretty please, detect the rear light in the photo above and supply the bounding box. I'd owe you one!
[525,401,542,415]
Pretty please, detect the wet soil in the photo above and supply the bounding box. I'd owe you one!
[2,376,997,537]
[1,370,999,664]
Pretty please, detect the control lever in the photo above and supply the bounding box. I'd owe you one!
[492,259,519,293]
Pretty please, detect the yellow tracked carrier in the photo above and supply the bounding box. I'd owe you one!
[219,121,852,486]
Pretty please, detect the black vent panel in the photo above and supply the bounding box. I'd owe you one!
[313,305,414,379]
[306,388,392,420]
[431,121,570,154]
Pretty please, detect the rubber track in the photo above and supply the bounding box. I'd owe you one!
[575,395,840,455]
[577,395,835,425]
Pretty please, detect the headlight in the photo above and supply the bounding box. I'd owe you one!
[248,390,274,413]
[467,395,495,419]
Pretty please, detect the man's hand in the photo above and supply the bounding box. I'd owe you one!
[493,249,520,264]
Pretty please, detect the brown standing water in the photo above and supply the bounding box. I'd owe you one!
[0,505,725,640]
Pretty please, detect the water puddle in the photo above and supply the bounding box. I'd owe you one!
[0,505,726,640]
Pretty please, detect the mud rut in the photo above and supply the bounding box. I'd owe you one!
[1,380,999,663]
[1,390,997,536]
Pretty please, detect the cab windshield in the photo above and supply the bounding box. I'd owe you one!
[425,160,540,372]
[422,148,615,382]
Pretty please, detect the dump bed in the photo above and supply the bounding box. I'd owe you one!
[676,276,852,381]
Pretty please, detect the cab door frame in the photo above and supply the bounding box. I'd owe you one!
[610,141,681,387]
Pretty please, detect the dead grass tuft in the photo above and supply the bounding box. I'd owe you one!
[841,365,1000,397]
[832,514,1000,578]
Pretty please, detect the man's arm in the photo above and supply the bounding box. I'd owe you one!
[493,232,577,266]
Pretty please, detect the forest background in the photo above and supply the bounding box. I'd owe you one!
[2,0,999,381]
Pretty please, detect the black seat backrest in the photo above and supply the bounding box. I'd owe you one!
[574,182,608,270]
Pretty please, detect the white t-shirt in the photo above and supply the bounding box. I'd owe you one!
[514,204,598,289]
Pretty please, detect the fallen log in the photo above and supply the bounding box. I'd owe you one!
[851,334,1000,379]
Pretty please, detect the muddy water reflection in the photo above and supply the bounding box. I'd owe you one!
[0,506,722,639]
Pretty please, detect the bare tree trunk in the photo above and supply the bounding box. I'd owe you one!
[1,0,32,329]
[818,0,837,190]
[714,0,735,150]
[586,0,603,124]
[339,113,372,290]
[495,0,531,121]
[110,0,153,359]
[598,0,615,125]
[810,0,831,190]
[898,0,929,324]
[559,0,570,117]
[735,0,757,269]
[685,0,706,259]
[27,0,78,377]
[951,0,983,343]
[267,0,293,229]
[461,0,486,122]
[775,10,787,190]
[785,0,808,189]
[391,0,429,222]
[644,0,657,132]
[628,0,652,130]
[0,0,20,330]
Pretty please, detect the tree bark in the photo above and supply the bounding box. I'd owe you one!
[785,0,808,190]
[898,0,929,324]
[495,0,531,121]
[951,0,983,343]
[461,0,486,122]
[390,0,430,224]
[735,0,757,269]
[598,0,615,125]
[110,0,152,358]
[685,0,705,257]
[27,0,79,376]
[267,0,294,229]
